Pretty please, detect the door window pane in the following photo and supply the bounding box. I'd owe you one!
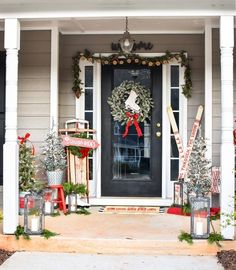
[85,66,93,87]
[85,89,93,110]
[113,121,150,181]
[171,66,179,87]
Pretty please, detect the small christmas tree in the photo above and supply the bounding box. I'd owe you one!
[186,127,211,197]
[41,132,67,171]
[19,140,36,191]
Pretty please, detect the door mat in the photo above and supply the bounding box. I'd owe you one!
[99,206,162,214]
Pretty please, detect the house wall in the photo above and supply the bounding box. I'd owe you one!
[212,29,236,165]
[18,31,51,150]
[59,33,205,136]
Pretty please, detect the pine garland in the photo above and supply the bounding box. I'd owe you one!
[107,80,154,125]
[72,49,192,99]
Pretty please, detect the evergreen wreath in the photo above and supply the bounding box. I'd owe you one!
[68,133,93,158]
[107,80,154,125]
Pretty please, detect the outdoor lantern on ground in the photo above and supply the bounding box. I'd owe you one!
[190,196,210,239]
[24,193,45,235]
[68,192,78,213]
[43,188,54,215]
[173,180,188,207]
[173,181,184,207]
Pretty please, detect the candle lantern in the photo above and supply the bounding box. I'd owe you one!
[173,181,187,207]
[43,188,54,215]
[68,192,78,213]
[24,193,45,235]
[190,196,210,239]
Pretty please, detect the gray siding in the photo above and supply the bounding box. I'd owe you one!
[212,29,236,165]
[18,30,51,150]
[60,33,205,133]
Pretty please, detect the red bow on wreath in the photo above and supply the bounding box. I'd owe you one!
[123,112,143,138]
[18,133,35,155]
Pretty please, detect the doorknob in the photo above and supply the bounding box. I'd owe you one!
[156,131,161,138]
[156,123,161,128]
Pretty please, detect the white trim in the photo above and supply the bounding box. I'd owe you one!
[220,15,235,240]
[60,30,205,35]
[204,20,212,162]
[94,62,102,198]
[161,64,169,199]
[3,18,20,234]
[90,197,172,207]
[0,10,235,20]
[50,26,59,132]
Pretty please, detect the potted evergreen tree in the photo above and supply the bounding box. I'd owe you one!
[19,134,37,214]
[41,132,67,185]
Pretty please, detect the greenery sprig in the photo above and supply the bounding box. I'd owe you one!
[14,225,59,240]
[178,230,193,244]
[72,50,192,99]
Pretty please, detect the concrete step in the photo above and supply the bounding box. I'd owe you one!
[0,208,235,255]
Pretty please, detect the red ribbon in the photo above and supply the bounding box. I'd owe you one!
[80,148,90,159]
[18,133,35,155]
[18,133,30,144]
[123,112,143,138]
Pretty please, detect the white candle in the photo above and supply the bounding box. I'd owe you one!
[70,196,77,212]
[45,201,52,214]
[70,205,76,212]
[30,216,39,232]
[195,220,204,236]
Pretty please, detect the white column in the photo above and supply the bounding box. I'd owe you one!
[50,26,59,132]
[3,19,20,234]
[204,20,212,161]
[220,16,235,239]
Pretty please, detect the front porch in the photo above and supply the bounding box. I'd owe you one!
[1,205,235,255]
[0,1,235,241]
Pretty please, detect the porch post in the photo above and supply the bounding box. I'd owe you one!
[204,20,212,161]
[50,26,59,132]
[220,16,235,239]
[3,19,20,234]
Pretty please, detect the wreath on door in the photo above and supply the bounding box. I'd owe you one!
[107,80,154,137]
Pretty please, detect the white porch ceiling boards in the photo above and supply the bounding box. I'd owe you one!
[0,17,221,34]
[0,0,235,19]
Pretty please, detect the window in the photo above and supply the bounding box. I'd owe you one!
[170,65,180,181]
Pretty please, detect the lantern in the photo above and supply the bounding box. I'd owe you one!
[43,188,54,215]
[24,193,44,235]
[68,192,78,213]
[190,196,210,239]
[173,181,187,207]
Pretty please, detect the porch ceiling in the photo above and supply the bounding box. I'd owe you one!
[0,17,221,34]
[0,0,235,20]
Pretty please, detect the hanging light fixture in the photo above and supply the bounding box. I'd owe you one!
[119,17,135,54]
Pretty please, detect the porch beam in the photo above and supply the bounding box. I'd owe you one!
[50,26,59,132]
[220,15,235,240]
[204,20,212,162]
[3,18,20,234]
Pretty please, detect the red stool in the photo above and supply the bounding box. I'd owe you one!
[49,185,67,214]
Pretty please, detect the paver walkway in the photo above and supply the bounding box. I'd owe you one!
[0,252,224,270]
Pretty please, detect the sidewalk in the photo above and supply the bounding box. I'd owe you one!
[0,252,224,270]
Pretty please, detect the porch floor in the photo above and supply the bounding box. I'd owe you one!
[0,207,235,255]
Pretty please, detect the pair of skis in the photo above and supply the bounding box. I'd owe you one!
[167,105,204,180]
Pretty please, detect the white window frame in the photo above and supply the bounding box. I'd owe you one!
[77,54,187,204]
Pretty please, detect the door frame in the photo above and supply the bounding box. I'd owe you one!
[77,53,187,205]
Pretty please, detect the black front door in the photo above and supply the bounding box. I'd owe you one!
[101,64,162,197]
[0,52,6,186]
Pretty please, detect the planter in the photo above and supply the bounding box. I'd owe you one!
[46,170,64,185]
[19,191,31,215]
